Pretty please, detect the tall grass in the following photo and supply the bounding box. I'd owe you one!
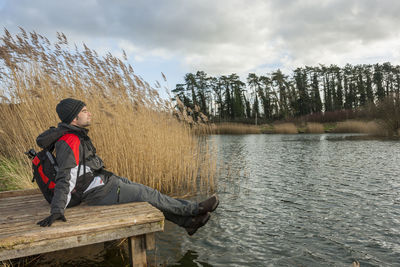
[0,28,215,195]
[273,123,298,134]
[305,123,324,134]
[332,120,386,135]
[209,123,261,134]
[0,157,34,191]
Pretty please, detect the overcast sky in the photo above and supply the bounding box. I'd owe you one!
[1,0,399,95]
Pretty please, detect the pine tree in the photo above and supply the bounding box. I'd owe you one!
[335,71,343,110]
[365,66,374,104]
[374,64,385,101]
[311,71,322,113]
[357,67,366,107]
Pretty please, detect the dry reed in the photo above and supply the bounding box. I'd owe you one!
[305,123,324,134]
[209,123,261,134]
[333,120,386,135]
[273,123,298,134]
[0,28,215,196]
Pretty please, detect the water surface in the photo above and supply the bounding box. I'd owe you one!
[156,134,400,267]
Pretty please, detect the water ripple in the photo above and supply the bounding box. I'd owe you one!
[155,134,400,266]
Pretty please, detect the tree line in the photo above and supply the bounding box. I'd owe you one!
[172,63,400,123]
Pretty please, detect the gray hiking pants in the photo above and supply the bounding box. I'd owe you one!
[87,176,199,227]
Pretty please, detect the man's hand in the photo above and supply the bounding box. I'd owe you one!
[37,213,67,227]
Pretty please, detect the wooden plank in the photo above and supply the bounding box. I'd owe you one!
[0,196,45,208]
[0,203,158,233]
[0,220,164,261]
[0,207,164,242]
[0,210,163,238]
[0,193,43,203]
[0,195,48,208]
[129,235,147,267]
[0,203,154,228]
[0,207,154,233]
[0,201,153,223]
[0,201,143,217]
[0,189,40,199]
[0,201,163,233]
[0,212,162,238]
[0,196,145,213]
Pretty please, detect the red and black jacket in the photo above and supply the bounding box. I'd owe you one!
[36,123,108,215]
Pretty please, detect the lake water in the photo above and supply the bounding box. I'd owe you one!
[154,134,400,267]
[35,134,400,266]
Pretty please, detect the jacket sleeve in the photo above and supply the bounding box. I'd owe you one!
[51,134,81,215]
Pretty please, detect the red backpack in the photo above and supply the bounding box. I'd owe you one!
[25,134,83,207]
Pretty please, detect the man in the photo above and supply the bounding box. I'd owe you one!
[36,98,219,236]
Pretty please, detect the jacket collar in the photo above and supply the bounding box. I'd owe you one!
[57,122,89,136]
[36,122,90,149]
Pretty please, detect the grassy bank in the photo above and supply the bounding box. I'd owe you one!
[209,123,261,134]
[0,29,215,195]
[332,120,386,135]
[210,120,389,135]
[0,157,34,191]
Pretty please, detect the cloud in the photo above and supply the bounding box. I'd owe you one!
[267,0,400,67]
[1,0,400,80]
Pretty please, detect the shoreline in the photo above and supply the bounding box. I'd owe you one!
[206,120,398,136]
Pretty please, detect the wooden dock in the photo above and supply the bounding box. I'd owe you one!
[0,189,164,266]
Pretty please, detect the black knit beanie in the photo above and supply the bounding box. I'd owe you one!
[56,98,86,124]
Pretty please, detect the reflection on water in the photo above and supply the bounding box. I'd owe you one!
[22,134,400,266]
[169,251,213,267]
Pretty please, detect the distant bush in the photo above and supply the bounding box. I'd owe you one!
[374,96,400,135]
[289,110,359,124]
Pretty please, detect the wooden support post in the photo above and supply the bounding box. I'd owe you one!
[145,233,155,250]
[129,235,147,267]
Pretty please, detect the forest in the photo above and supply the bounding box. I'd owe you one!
[172,63,400,124]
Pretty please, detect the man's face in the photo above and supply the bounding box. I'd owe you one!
[71,106,92,128]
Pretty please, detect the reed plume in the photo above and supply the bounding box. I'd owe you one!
[0,28,215,196]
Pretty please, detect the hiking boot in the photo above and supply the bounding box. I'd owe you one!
[198,194,219,215]
[185,212,211,236]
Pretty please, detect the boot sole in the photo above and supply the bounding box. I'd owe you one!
[186,212,211,236]
[211,194,219,212]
